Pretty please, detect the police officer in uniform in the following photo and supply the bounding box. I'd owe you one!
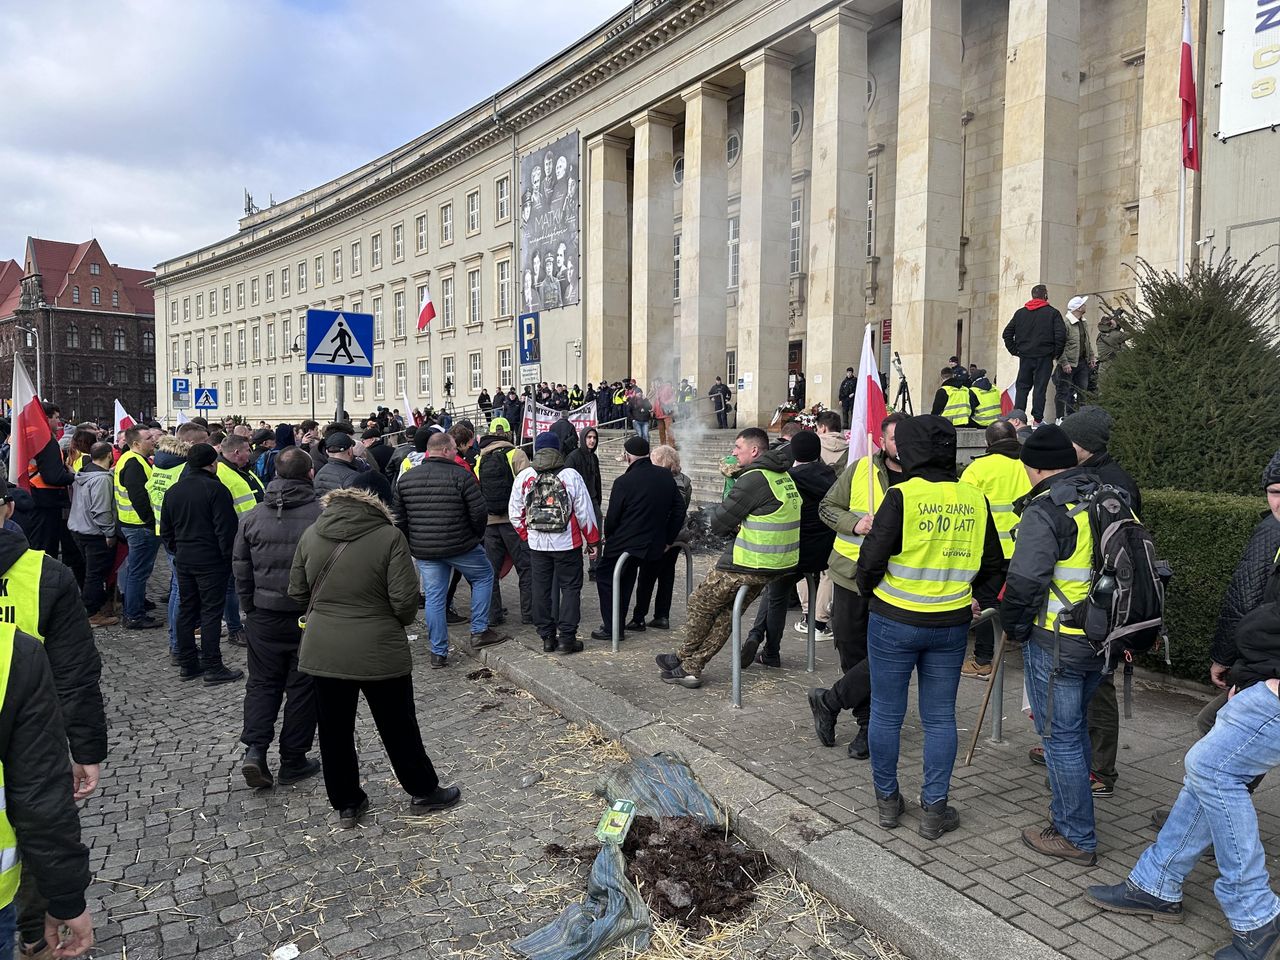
[216,434,265,648]
[855,415,1004,840]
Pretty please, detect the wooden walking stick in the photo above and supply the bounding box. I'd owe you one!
[964,615,1005,766]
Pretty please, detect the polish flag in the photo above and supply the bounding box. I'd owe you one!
[417,285,436,332]
[114,399,136,436]
[8,355,50,491]
[1180,3,1199,171]
[848,324,887,460]
[1000,383,1018,415]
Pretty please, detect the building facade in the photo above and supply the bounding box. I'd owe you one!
[151,0,1280,427]
[1,238,157,423]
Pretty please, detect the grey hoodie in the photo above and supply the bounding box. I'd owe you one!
[68,463,115,538]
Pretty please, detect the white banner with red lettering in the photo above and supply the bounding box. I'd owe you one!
[519,401,596,440]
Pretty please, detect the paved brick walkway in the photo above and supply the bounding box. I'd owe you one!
[470,549,1275,960]
[77,559,902,959]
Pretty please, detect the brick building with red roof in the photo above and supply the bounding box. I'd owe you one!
[0,237,156,423]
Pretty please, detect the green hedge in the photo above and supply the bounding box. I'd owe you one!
[1141,488,1267,682]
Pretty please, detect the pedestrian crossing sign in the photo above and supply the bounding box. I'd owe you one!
[194,388,218,409]
[305,309,375,377]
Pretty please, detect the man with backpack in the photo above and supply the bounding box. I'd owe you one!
[475,418,532,626]
[508,432,600,654]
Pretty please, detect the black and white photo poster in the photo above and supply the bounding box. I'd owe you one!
[519,131,580,312]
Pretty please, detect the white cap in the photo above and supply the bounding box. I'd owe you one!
[1067,295,1089,312]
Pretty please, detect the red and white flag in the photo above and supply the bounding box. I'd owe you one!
[1000,383,1018,416]
[848,324,887,461]
[8,355,50,491]
[1180,3,1199,171]
[114,399,136,436]
[417,285,436,332]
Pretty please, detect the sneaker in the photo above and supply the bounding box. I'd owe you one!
[756,651,781,668]
[807,688,837,747]
[590,627,613,642]
[647,617,670,630]
[877,791,905,829]
[1085,880,1183,923]
[430,653,448,669]
[1215,913,1280,959]
[123,616,161,630]
[470,629,510,649]
[793,617,810,635]
[961,658,993,680]
[1021,825,1097,866]
[277,757,322,786]
[919,797,961,840]
[411,785,463,812]
[339,797,370,829]
[1091,774,1114,799]
[558,637,584,655]
[241,747,273,790]
[88,612,119,627]
[655,653,680,672]
[738,633,763,670]
[445,607,467,625]
[1029,746,1046,766]
[813,620,832,639]
[660,665,702,688]
[226,630,248,648]
[848,725,870,760]
[625,618,647,633]
[203,665,245,686]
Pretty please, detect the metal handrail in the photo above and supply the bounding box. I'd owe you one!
[610,544,694,652]
[729,583,752,708]
[805,574,818,674]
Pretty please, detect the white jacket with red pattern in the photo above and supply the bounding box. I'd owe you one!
[509,449,600,552]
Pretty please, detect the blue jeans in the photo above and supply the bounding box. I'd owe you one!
[166,548,180,653]
[0,901,13,955]
[224,579,243,634]
[866,612,968,805]
[1129,682,1280,932]
[1022,640,1104,851]
[119,525,160,622]
[634,421,649,440]
[417,545,493,656]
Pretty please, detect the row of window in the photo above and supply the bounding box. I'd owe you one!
[205,347,515,410]
[63,324,154,352]
[69,286,119,308]
[65,361,154,384]
[173,176,513,325]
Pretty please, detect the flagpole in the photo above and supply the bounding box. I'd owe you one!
[1178,165,1186,279]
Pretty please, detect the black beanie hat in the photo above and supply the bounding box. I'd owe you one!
[188,443,218,469]
[1264,449,1280,489]
[789,429,821,463]
[1019,425,1078,470]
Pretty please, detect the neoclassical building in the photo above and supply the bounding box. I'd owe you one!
[151,0,1280,426]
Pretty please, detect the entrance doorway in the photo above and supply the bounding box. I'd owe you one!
[787,341,803,405]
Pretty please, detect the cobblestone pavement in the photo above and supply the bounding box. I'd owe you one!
[468,548,1280,960]
[77,558,902,960]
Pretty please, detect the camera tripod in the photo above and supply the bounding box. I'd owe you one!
[892,352,913,415]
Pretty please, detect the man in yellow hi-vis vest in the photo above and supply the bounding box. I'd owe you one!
[215,434,265,649]
[114,425,160,630]
[655,428,801,689]
[854,416,1003,840]
[930,368,973,426]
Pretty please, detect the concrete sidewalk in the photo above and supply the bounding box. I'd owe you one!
[466,551,1276,960]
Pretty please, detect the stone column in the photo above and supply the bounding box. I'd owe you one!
[890,0,962,406]
[806,9,871,410]
[737,50,793,427]
[994,0,1080,393]
[1138,0,1201,278]
[679,81,731,410]
[630,111,676,388]
[585,134,631,381]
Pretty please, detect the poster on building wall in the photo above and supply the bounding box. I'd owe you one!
[519,131,580,312]
[1218,0,1280,139]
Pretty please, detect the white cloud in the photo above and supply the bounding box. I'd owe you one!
[0,0,620,269]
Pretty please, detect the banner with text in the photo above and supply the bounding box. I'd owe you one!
[1219,0,1280,139]
[519,131,580,313]
[520,401,596,441]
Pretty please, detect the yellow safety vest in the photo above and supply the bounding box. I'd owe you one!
[960,454,1032,560]
[146,462,186,535]
[873,477,988,614]
[732,469,802,570]
[0,551,44,641]
[831,456,888,567]
[1035,500,1093,639]
[113,450,152,527]
[216,462,264,515]
[939,386,971,426]
[969,387,1001,427]
[0,622,23,908]
[399,452,427,477]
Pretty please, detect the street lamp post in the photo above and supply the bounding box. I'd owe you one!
[291,335,315,422]
[183,361,203,421]
[15,322,41,399]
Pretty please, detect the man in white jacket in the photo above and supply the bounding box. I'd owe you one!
[509,432,601,654]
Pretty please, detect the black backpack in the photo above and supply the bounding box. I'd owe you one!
[477,448,516,515]
[524,468,572,533]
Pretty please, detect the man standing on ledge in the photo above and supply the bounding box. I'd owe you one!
[1002,283,1066,427]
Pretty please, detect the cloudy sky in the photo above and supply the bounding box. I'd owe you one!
[0,0,620,271]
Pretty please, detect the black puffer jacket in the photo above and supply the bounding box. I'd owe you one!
[314,457,361,498]
[1002,302,1066,359]
[0,529,107,765]
[393,455,488,559]
[0,628,91,920]
[1212,512,1280,667]
[791,459,838,573]
[233,478,323,614]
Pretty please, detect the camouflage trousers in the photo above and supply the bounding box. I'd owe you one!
[676,568,773,675]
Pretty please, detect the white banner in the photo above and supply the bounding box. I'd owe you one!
[1219,0,1280,139]
[519,401,596,441]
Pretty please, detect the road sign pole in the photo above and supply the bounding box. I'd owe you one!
[335,376,345,425]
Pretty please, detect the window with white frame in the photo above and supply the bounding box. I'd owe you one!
[300,374,308,402]
[281,267,290,297]
[373,297,383,341]
[351,240,362,275]
[284,375,292,403]
[238,379,247,404]
[393,290,406,338]
[466,190,480,234]
[496,176,510,222]
[223,331,232,365]
[236,282,245,308]
[726,349,737,385]
[418,359,430,395]
[196,293,204,318]
[74,286,81,305]
[266,272,274,301]
[181,335,189,364]
[194,335,203,364]
[333,248,342,282]
[395,360,406,397]
[469,351,483,391]
[251,326,260,362]
[440,202,453,244]
[866,171,876,259]
[209,288,217,316]
[281,318,291,356]
[89,262,100,275]
[374,364,385,398]
[183,297,190,320]
[207,333,216,366]
[728,215,740,289]
[371,233,382,269]
[789,196,803,275]
[443,355,455,394]
[393,224,403,261]
[238,328,246,362]
[268,376,277,404]
[416,214,427,253]
[90,286,100,305]
[222,285,231,311]
[169,301,177,323]
[498,347,513,389]
[224,380,233,407]
[441,276,455,328]
[497,259,511,317]
[253,378,261,404]
[314,255,324,287]
[416,285,428,332]
[317,376,326,403]
[297,260,307,292]
[353,379,364,401]
[265,322,275,359]
[467,268,481,324]
[673,234,681,301]
[170,339,179,371]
